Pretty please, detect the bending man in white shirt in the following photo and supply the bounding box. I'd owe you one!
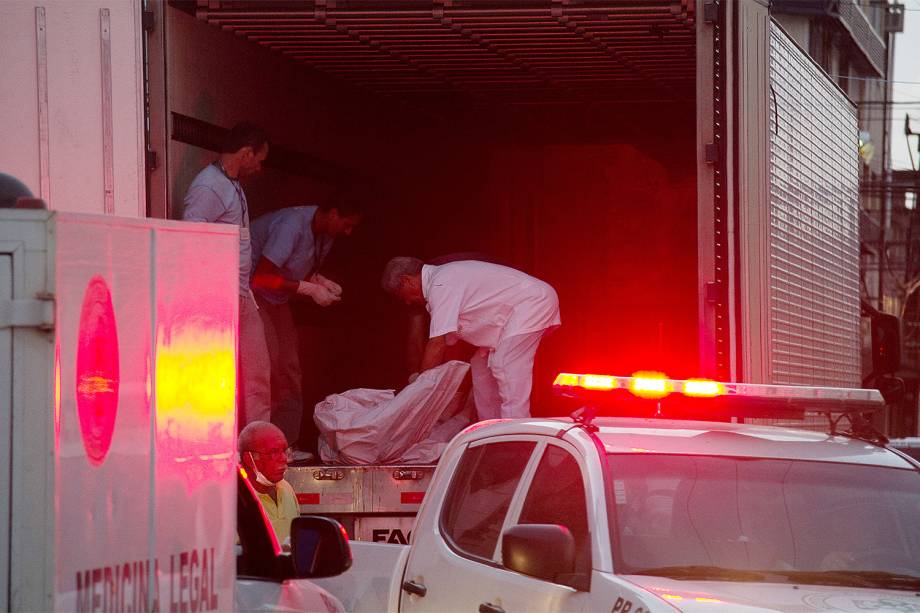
[381,257,561,420]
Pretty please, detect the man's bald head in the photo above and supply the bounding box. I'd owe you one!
[239,421,287,454]
[239,421,290,486]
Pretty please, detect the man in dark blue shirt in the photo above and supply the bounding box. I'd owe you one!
[249,201,363,444]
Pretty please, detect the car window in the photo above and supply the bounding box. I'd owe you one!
[609,454,920,575]
[517,444,591,576]
[237,470,280,578]
[441,441,536,560]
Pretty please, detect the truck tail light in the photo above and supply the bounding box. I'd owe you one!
[401,492,424,504]
[297,493,321,505]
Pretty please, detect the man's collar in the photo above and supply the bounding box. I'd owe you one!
[421,264,434,301]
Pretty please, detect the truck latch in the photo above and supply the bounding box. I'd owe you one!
[393,469,425,481]
[312,469,345,481]
[0,294,54,330]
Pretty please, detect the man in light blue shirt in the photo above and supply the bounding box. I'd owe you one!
[250,200,363,445]
[182,122,271,428]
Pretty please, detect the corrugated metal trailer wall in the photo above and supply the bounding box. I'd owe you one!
[707,0,860,389]
[766,22,860,388]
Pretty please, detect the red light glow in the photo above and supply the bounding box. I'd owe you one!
[462,419,510,434]
[650,586,724,605]
[54,341,61,441]
[682,379,725,397]
[156,323,235,424]
[75,276,120,466]
[581,374,617,390]
[553,372,617,390]
[629,372,671,399]
[553,373,580,387]
[155,312,237,491]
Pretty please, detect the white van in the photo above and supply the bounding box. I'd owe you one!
[0,209,350,612]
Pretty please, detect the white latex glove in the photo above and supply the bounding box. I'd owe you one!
[407,372,420,384]
[311,273,342,297]
[296,281,341,307]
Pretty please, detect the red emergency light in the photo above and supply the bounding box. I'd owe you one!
[682,379,725,397]
[578,374,617,391]
[628,371,671,399]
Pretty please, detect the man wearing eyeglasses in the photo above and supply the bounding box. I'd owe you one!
[239,421,298,548]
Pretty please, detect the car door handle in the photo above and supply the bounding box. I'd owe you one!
[402,580,427,597]
[479,603,505,613]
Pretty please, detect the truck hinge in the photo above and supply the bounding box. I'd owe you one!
[0,294,55,331]
[142,9,155,32]
[703,0,719,24]
[146,149,159,172]
[705,281,723,304]
[705,143,720,164]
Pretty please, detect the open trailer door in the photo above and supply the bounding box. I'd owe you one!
[698,0,860,387]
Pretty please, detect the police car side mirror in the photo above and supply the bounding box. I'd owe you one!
[290,516,353,579]
[502,524,585,589]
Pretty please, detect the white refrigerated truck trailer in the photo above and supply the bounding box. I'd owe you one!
[1,0,869,545]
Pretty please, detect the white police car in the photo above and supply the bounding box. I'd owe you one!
[317,373,920,613]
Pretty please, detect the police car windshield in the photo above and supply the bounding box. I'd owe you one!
[608,454,920,588]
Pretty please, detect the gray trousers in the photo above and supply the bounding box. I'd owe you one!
[239,295,272,427]
[255,294,303,444]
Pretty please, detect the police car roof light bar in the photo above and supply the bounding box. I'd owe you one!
[554,372,886,424]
